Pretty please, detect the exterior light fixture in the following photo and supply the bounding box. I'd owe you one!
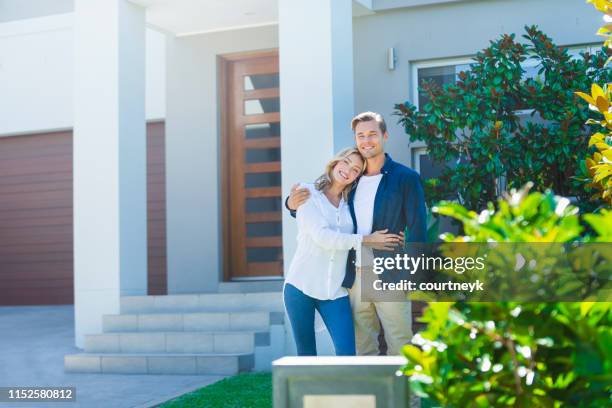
[387,47,397,70]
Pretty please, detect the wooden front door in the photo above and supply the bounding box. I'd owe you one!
[221,51,283,280]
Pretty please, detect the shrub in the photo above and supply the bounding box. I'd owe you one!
[575,0,612,207]
[394,26,612,211]
[402,189,612,407]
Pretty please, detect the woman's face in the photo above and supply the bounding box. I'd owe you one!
[331,153,364,187]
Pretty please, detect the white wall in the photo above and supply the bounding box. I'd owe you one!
[0,13,166,136]
[165,25,278,294]
[0,0,73,23]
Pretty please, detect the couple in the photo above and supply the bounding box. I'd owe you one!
[283,111,427,356]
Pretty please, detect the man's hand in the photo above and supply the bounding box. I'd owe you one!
[287,184,311,211]
[363,229,403,251]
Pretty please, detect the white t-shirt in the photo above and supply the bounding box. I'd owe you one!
[353,174,382,266]
[354,174,383,234]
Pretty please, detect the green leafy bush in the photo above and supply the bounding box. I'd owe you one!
[404,302,611,407]
[394,26,612,211]
[402,188,612,407]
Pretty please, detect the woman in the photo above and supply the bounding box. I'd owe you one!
[284,147,403,356]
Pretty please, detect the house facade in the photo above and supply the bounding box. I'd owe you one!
[0,0,602,368]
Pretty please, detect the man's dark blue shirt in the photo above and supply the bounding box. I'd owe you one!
[286,153,427,289]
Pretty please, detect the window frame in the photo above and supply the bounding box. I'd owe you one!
[410,43,602,113]
[411,146,428,175]
[410,56,474,110]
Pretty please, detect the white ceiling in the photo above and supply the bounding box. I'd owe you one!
[129,0,279,36]
[129,0,374,36]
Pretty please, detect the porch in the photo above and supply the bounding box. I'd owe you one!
[72,0,359,350]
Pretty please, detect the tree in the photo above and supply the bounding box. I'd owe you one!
[394,26,612,211]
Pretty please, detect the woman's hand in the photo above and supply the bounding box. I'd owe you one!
[363,229,403,250]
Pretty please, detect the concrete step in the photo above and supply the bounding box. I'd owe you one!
[84,331,270,354]
[218,280,284,293]
[121,292,283,314]
[65,352,254,375]
[103,311,283,333]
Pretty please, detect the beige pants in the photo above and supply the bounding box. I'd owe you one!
[348,269,413,356]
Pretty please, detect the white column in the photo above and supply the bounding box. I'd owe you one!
[73,0,147,347]
[278,0,355,355]
[279,0,355,271]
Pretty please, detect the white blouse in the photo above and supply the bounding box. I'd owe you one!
[285,183,362,300]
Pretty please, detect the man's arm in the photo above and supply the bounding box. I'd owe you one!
[404,172,427,242]
[285,184,311,218]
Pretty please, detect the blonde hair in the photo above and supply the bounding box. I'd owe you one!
[314,147,366,200]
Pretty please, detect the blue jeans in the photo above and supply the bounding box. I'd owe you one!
[283,283,356,356]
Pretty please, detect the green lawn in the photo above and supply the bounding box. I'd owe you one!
[159,372,272,408]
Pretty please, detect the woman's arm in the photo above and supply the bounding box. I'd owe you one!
[296,199,362,250]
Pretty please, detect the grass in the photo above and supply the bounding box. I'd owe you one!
[159,372,272,408]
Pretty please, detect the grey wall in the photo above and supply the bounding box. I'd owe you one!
[352,0,602,168]
[165,25,278,293]
[165,0,603,293]
[0,0,73,22]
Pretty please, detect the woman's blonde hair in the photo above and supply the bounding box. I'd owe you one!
[314,147,366,200]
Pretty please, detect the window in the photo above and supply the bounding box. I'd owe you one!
[411,44,601,113]
[411,57,472,110]
[412,146,444,180]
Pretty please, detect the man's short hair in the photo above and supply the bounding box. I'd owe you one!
[351,111,387,134]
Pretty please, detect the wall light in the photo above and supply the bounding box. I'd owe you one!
[387,47,397,70]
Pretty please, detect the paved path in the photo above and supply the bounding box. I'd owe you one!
[0,305,224,408]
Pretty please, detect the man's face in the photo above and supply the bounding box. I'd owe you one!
[354,120,388,159]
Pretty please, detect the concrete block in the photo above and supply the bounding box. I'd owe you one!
[196,356,240,375]
[84,334,120,352]
[101,356,147,374]
[239,353,255,371]
[255,331,271,347]
[148,356,197,375]
[166,333,214,353]
[138,314,183,331]
[255,324,286,372]
[229,312,269,330]
[198,293,239,311]
[120,333,165,353]
[243,293,284,311]
[103,314,138,332]
[121,296,155,314]
[155,295,200,312]
[183,313,230,331]
[64,354,101,373]
[213,333,253,353]
[218,280,284,293]
[270,312,285,325]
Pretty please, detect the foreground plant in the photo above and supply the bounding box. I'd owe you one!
[402,188,612,407]
[575,0,612,206]
[404,302,611,407]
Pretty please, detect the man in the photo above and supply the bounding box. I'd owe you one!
[285,111,427,355]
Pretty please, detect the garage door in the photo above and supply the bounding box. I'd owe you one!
[0,122,167,305]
